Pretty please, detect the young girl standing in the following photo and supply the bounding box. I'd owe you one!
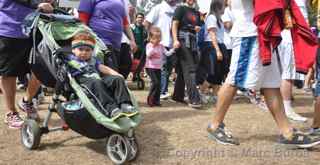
[200,0,227,100]
[145,27,174,106]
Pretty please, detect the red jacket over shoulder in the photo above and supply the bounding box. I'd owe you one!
[253,0,317,74]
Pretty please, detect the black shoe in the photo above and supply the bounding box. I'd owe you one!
[207,123,240,145]
[279,130,320,149]
[120,103,136,114]
[110,108,122,118]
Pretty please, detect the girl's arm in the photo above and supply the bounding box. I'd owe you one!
[208,28,223,61]
[146,43,156,58]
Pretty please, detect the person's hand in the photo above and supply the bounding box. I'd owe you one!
[38,3,54,13]
[216,50,223,61]
[173,40,180,49]
[130,40,137,53]
[195,26,201,33]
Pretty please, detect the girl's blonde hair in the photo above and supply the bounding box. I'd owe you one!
[148,26,162,42]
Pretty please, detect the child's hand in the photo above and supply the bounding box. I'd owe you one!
[195,26,201,33]
[217,50,223,61]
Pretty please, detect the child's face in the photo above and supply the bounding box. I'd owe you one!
[150,32,161,45]
[72,46,93,61]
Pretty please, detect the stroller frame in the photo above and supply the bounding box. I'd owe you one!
[20,9,141,165]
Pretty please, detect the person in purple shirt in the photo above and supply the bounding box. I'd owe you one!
[0,0,54,129]
[78,0,137,71]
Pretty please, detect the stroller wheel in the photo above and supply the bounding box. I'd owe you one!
[137,80,145,90]
[125,136,139,161]
[21,119,41,150]
[106,134,130,165]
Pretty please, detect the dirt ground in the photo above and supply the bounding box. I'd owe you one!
[1,83,320,165]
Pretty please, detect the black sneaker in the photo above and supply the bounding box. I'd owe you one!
[279,131,320,149]
[207,123,240,145]
[110,108,122,118]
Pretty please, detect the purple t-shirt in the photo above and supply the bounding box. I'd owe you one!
[0,0,33,38]
[78,0,126,50]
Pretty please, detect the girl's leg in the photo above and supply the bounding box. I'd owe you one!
[146,68,161,106]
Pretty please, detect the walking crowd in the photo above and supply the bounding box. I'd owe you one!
[2,0,320,154]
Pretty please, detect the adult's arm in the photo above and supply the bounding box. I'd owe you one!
[123,16,137,52]
[13,0,54,12]
[172,20,181,49]
[143,5,159,31]
[78,0,94,24]
[13,0,43,8]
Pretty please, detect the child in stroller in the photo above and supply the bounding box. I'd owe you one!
[67,31,138,119]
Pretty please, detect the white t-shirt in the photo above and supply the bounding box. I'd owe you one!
[204,14,224,43]
[229,0,257,37]
[121,0,131,44]
[221,6,234,49]
[197,0,211,14]
[145,1,176,48]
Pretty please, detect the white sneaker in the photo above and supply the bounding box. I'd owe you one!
[285,110,308,122]
[160,92,171,99]
[200,94,208,104]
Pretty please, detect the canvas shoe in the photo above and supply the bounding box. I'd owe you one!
[18,98,40,121]
[4,112,24,129]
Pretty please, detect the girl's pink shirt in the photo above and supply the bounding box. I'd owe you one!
[145,42,166,69]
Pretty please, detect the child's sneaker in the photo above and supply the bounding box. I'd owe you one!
[18,98,40,121]
[4,112,24,129]
[279,131,320,149]
[207,123,240,145]
[110,108,122,118]
[120,103,136,114]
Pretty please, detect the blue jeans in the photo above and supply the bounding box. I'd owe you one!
[160,54,176,94]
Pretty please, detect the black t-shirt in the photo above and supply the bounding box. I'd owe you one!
[173,5,201,33]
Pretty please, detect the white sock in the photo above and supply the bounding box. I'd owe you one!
[283,100,293,114]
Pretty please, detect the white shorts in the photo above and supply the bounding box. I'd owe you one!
[278,37,305,81]
[225,36,281,90]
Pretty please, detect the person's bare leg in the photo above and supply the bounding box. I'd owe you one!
[211,85,220,96]
[304,68,313,89]
[1,76,17,112]
[312,96,320,128]
[281,80,292,101]
[262,88,293,138]
[210,83,237,130]
[0,76,2,93]
[280,79,307,122]
[23,73,41,102]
